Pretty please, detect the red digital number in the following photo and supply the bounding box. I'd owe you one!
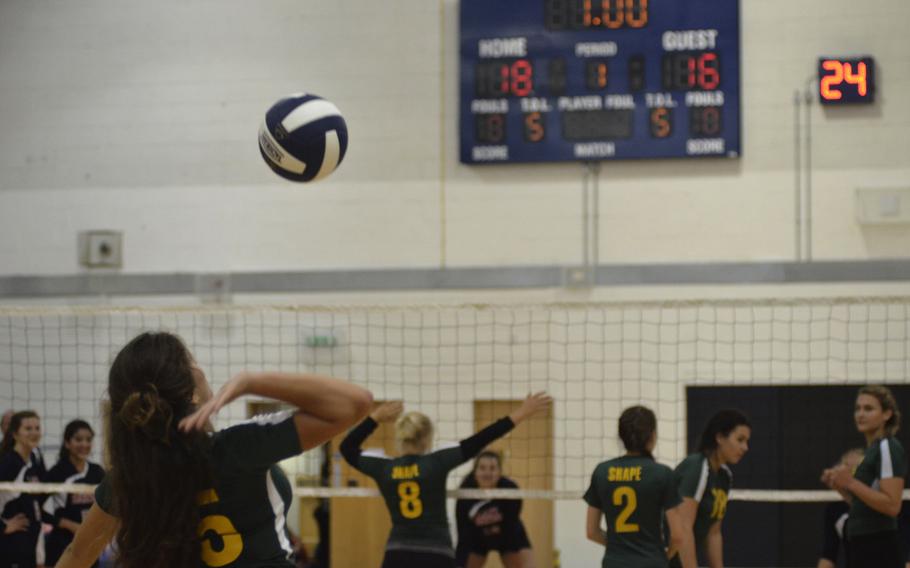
[698,53,720,90]
[603,0,624,29]
[820,60,844,101]
[511,60,533,97]
[844,61,868,96]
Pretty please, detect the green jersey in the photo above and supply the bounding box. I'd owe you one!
[848,436,907,537]
[340,416,515,557]
[96,410,302,567]
[584,455,682,568]
[673,453,731,544]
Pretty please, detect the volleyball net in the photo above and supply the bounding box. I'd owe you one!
[1,297,907,501]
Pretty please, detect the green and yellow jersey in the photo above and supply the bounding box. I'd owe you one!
[584,455,682,568]
[96,410,302,567]
[848,436,907,538]
[340,416,515,558]
[673,452,731,545]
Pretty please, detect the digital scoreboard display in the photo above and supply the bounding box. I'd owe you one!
[459,0,741,164]
[818,57,875,105]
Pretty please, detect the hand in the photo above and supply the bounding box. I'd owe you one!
[827,464,854,491]
[3,513,28,534]
[509,392,553,424]
[822,465,852,490]
[179,372,254,432]
[370,401,404,423]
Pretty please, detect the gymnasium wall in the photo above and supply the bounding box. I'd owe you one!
[0,0,908,276]
[1,1,909,566]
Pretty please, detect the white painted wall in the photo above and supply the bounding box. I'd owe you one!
[0,0,908,276]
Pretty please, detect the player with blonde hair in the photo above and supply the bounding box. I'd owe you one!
[341,393,551,568]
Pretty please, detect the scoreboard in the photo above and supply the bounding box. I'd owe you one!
[459,0,741,164]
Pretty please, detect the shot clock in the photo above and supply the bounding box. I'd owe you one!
[460,0,741,164]
[818,57,875,104]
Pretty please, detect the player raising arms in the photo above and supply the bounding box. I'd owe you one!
[55,331,373,568]
[668,409,751,568]
[584,405,696,568]
[340,393,552,568]
[822,385,906,568]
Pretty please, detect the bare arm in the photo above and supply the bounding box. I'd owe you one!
[666,497,698,560]
[666,505,698,568]
[843,476,904,517]
[58,518,81,534]
[585,506,606,546]
[705,520,724,568]
[181,372,373,450]
[55,504,118,568]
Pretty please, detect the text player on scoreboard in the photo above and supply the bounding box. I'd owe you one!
[340,394,552,568]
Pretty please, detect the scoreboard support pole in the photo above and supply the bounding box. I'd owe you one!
[581,162,602,283]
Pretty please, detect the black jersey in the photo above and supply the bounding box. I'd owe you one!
[42,458,105,566]
[0,448,47,567]
[820,500,850,564]
[96,410,303,567]
[848,437,907,538]
[455,475,528,562]
[672,453,732,544]
[340,416,515,558]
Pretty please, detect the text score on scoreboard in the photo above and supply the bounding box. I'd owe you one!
[459,0,741,164]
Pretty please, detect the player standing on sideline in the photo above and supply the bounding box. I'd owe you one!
[42,420,106,567]
[822,385,906,568]
[667,409,751,568]
[816,448,865,568]
[53,331,372,568]
[455,451,535,568]
[340,393,552,568]
[0,410,47,568]
[584,405,696,568]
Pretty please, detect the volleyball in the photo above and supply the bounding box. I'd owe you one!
[258,93,348,183]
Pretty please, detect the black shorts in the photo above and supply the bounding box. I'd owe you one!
[847,530,903,568]
[471,522,532,556]
[382,550,456,568]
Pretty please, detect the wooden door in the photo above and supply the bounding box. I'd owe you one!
[329,405,398,568]
[472,401,554,568]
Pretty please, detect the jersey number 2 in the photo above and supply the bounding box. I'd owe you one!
[198,489,244,567]
[398,481,424,519]
[612,486,640,533]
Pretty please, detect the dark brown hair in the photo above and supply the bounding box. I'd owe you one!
[0,410,39,455]
[107,332,211,568]
[698,409,751,454]
[618,406,656,455]
[58,419,94,464]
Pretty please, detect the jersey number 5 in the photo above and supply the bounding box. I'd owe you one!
[398,481,424,519]
[612,486,640,533]
[198,489,244,567]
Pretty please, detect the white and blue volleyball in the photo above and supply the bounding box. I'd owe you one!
[258,93,348,183]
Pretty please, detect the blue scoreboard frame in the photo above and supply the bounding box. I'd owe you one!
[459,0,741,164]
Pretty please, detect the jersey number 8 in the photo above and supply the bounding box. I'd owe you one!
[398,481,424,519]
